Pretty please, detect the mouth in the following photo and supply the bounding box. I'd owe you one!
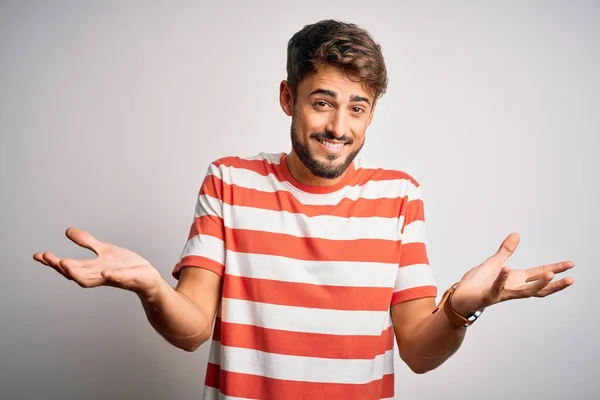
[315,138,347,154]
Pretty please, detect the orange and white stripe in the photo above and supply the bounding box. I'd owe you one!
[172,152,437,399]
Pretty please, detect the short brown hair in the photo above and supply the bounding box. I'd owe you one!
[286,19,388,99]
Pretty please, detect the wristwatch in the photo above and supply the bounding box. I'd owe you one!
[432,283,484,328]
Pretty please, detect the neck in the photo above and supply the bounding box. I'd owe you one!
[286,150,349,187]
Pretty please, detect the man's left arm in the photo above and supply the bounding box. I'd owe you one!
[391,296,465,374]
[389,180,465,374]
[390,183,575,374]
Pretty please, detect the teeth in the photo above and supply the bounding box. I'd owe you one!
[319,140,344,149]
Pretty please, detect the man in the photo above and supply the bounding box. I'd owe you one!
[33,20,574,400]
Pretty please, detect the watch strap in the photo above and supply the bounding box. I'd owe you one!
[433,283,484,328]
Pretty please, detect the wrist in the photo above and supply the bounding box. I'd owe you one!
[449,288,484,317]
[448,294,472,318]
[138,277,169,304]
[433,284,486,328]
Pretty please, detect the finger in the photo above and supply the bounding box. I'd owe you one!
[59,258,89,280]
[59,258,87,269]
[33,252,50,266]
[65,227,104,255]
[535,277,575,298]
[61,262,105,288]
[488,266,511,301]
[525,261,574,282]
[518,271,555,298]
[40,252,70,279]
[41,252,61,269]
[491,233,520,265]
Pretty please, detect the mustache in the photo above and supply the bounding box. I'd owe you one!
[310,131,353,144]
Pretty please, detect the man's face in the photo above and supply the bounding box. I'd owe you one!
[281,65,376,180]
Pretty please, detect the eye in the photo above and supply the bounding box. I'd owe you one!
[351,106,365,114]
[313,100,330,109]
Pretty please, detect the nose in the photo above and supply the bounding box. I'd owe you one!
[326,109,348,139]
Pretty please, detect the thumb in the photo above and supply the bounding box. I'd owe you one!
[66,227,104,255]
[492,233,520,264]
[488,266,510,302]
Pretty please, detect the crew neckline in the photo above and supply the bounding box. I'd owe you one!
[278,153,357,194]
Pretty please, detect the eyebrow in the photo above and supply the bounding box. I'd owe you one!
[309,88,372,105]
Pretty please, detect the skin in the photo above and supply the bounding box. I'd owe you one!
[280,64,375,186]
[33,65,575,373]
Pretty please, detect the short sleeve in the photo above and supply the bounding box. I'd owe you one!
[390,181,438,305]
[172,162,226,280]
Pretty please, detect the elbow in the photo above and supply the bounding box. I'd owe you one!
[175,332,211,353]
[403,351,448,374]
[399,349,437,375]
[180,342,201,352]
[407,362,435,375]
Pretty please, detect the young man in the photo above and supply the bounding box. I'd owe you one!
[34,20,574,400]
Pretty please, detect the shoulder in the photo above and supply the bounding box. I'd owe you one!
[205,152,285,176]
[353,158,426,221]
[353,157,423,196]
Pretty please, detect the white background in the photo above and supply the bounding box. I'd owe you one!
[1,1,598,399]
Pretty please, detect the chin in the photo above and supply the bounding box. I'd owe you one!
[306,153,352,179]
[309,150,346,168]
[290,128,362,180]
[321,153,348,165]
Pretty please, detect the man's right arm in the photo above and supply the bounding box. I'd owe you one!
[34,159,227,352]
[140,267,222,352]
[141,160,227,352]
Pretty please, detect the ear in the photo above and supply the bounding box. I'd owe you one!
[279,80,293,116]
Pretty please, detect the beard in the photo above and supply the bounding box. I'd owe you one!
[290,118,364,180]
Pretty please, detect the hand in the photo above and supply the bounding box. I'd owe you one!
[33,227,163,298]
[450,233,575,316]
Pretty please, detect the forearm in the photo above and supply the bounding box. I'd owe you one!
[399,307,467,374]
[139,279,212,352]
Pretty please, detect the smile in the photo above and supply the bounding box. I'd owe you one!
[316,139,347,154]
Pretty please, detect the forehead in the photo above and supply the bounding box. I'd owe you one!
[298,65,373,101]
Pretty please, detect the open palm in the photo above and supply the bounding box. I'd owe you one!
[450,233,575,316]
[33,227,162,296]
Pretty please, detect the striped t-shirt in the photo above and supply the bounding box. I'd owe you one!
[172,152,437,400]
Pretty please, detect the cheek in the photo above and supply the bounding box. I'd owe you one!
[350,120,368,142]
[299,108,330,131]
[292,120,313,145]
[351,135,366,150]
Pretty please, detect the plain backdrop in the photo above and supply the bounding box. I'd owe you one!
[1,1,598,399]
